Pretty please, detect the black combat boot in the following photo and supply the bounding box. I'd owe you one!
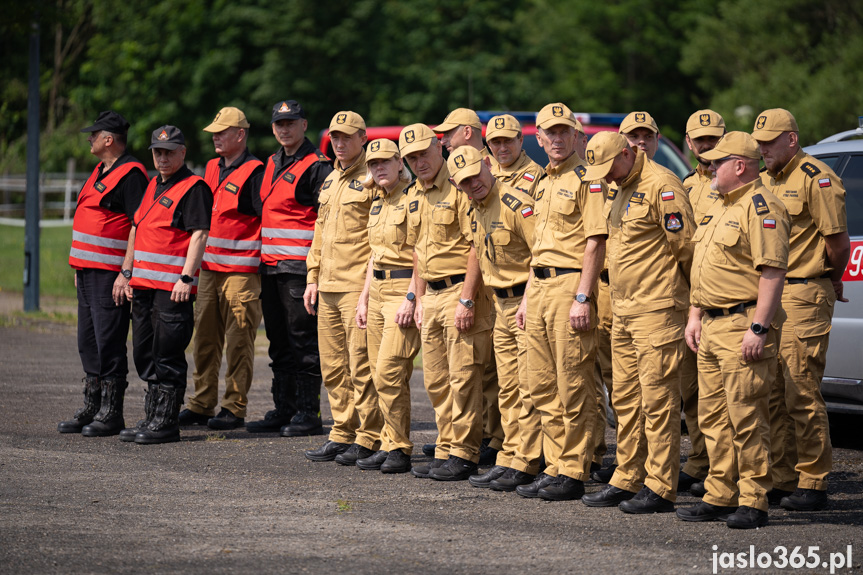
[134,384,182,444]
[120,382,157,442]
[280,375,324,437]
[82,377,128,437]
[58,376,101,433]
[247,372,297,432]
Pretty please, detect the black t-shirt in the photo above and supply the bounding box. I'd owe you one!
[96,153,149,222]
[214,149,264,218]
[251,137,333,216]
[151,165,213,232]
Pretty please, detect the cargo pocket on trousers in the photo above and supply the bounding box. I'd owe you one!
[647,323,685,384]
[231,290,259,329]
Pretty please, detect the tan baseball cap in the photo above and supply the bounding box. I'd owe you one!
[399,123,437,156]
[686,109,725,139]
[486,114,522,140]
[328,111,366,135]
[446,146,485,185]
[203,107,250,133]
[536,103,583,131]
[619,111,658,134]
[699,131,761,161]
[366,138,400,162]
[582,132,628,181]
[433,108,481,133]
[751,108,798,140]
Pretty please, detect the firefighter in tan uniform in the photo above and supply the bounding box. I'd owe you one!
[303,111,383,465]
[581,131,694,514]
[433,107,502,466]
[677,131,790,529]
[515,103,607,501]
[753,109,851,511]
[677,109,726,495]
[400,123,494,481]
[487,114,544,199]
[445,146,542,492]
[354,139,419,474]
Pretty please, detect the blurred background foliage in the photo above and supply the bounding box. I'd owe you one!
[2,0,862,172]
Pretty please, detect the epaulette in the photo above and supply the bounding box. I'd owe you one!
[759,166,767,173]
[751,193,769,215]
[501,192,523,211]
[467,206,474,216]
[683,168,697,181]
[538,172,549,182]
[800,162,821,177]
[404,178,416,194]
[314,150,328,161]
[574,165,587,179]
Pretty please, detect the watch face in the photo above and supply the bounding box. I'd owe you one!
[406,292,415,301]
[576,294,588,303]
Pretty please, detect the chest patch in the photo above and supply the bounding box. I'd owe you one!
[502,193,522,211]
[409,200,418,213]
[630,191,645,204]
[159,196,173,208]
[283,172,296,184]
[575,165,587,179]
[751,193,769,215]
[225,182,239,194]
[349,179,363,191]
[321,179,331,189]
[664,212,683,233]
[700,215,713,226]
[607,188,618,201]
[535,188,545,201]
[370,204,382,215]
[95,182,107,193]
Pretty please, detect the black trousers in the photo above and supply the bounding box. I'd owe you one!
[76,268,131,379]
[260,273,321,379]
[131,288,194,389]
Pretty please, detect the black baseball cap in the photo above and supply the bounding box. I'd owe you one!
[149,125,185,150]
[81,111,130,134]
[271,100,306,122]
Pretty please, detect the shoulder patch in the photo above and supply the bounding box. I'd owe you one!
[521,205,534,218]
[800,162,821,177]
[467,206,474,216]
[818,177,832,188]
[589,183,603,193]
[471,221,477,232]
[763,218,777,229]
[664,212,683,233]
[574,165,587,179]
[522,172,536,182]
[684,168,696,180]
[314,150,328,161]
[607,188,618,201]
[501,193,523,211]
[700,215,713,226]
[751,193,769,215]
[661,190,675,201]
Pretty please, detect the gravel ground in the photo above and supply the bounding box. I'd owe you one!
[0,309,861,575]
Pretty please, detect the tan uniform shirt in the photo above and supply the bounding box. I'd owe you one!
[531,153,608,269]
[604,150,694,316]
[306,150,372,290]
[491,151,544,199]
[690,179,790,309]
[470,181,536,290]
[761,149,847,279]
[406,164,473,281]
[367,180,413,269]
[684,164,720,224]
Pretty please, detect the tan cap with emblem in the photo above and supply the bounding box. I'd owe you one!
[329,111,366,135]
[399,123,437,156]
[751,108,799,141]
[433,108,482,133]
[486,114,522,140]
[366,138,400,162]
[619,111,659,134]
[203,107,250,133]
[699,131,761,161]
[582,131,628,181]
[446,146,485,185]
[536,103,583,131]
[686,109,725,139]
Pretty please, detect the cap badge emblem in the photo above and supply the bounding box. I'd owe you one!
[279,102,290,113]
[337,113,347,124]
[699,114,710,126]
[158,130,168,140]
[635,113,646,123]
[587,150,595,165]
[454,155,466,169]
[756,115,767,129]
[370,141,380,152]
[405,130,415,143]
[495,118,505,129]
[552,106,563,117]
[213,111,221,122]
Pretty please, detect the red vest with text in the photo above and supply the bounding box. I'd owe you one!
[69,160,148,271]
[259,151,323,265]
[130,174,204,294]
[202,157,263,273]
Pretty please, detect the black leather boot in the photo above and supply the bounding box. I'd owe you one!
[82,377,128,437]
[58,376,101,433]
[280,375,324,437]
[134,384,181,444]
[247,372,297,432]
[120,382,157,442]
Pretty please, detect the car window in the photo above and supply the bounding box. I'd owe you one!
[838,154,863,237]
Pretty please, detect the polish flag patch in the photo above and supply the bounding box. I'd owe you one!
[763,219,776,229]
[589,183,602,193]
[661,190,675,201]
[522,173,536,182]
[818,178,831,188]
[521,206,534,218]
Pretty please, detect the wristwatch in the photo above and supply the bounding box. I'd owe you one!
[180,274,194,285]
[575,293,591,304]
[750,322,769,335]
[406,292,416,302]
[458,298,474,309]
[121,269,132,280]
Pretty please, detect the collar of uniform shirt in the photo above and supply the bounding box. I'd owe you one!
[335,148,366,177]
[273,137,317,175]
[545,151,582,177]
[99,152,136,180]
[155,164,193,195]
[471,180,499,209]
[417,163,451,193]
[771,147,805,180]
[620,149,646,188]
[218,148,256,182]
[721,179,759,206]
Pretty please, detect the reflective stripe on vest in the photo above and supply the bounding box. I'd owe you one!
[69,160,147,271]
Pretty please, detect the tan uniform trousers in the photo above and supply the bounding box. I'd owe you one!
[699,308,776,511]
[190,270,262,418]
[526,272,597,481]
[770,278,834,491]
[592,275,614,465]
[482,351,504,451]
[680,345,709,479]
[493,294,543,474]
[422,284,492,463]
[609,307,684,501]
[318,290,382,450]
[367,277,421,454]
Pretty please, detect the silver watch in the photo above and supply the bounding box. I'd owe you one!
[458,298,475,309]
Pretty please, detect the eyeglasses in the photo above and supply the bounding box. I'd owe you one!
[710,156,741,170]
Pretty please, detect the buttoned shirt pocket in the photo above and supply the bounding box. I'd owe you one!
[551,197,577,232]
[709,226,740,265]
[386,207,408,246]
[620,202,650,223]
[339,190,370,238]
[432,206,457,243]
[317,190,332,222]
[487,229,512,264]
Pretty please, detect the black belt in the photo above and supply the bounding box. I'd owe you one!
[493,283,527,299]
[373,268,413,280]
[599,270,609,284]
[427,274,466,291]
[704,300,757,318]
[787,273,831,285]
[532,267,581,279]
